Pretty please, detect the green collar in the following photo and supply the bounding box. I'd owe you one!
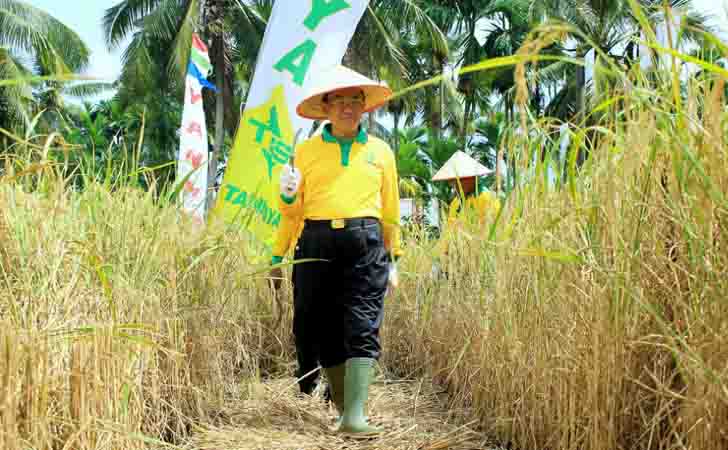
[322,123,368,145]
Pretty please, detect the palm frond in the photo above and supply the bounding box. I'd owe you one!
[536,59,575,85]
[229,0,271,78]
[115,29,156,103]
[62,82,117,98]
[365,4,409,80]
[104,0,166,49]
[232,0,268,27]
[167,0,199,80]
[395,0,450,59]
[0,46,31,128]
[0,0,89,74]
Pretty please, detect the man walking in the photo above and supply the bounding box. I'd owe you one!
[271,65,401,436]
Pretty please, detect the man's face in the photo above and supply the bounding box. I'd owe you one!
[322,87,366,134]
[450,177,476,195]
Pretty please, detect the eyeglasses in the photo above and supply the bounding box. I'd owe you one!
[326,94,365,107]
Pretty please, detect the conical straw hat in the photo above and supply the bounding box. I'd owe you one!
[296,65,392,120]
[432,151,492,181]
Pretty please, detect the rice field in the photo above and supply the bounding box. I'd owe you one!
[1,26,727,450]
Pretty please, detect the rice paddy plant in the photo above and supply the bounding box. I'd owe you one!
[382,21,728,450]
[0,126,296,449]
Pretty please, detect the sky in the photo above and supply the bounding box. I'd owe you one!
[26,0,728,84]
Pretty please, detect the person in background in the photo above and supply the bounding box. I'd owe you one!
[431,151,500,276]
[270,64,401,437]
[432,151,500,226]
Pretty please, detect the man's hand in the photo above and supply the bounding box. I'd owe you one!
[269,267,284,291]
[280,164,302,199]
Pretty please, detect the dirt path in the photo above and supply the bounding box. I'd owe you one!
[185,377,494,450]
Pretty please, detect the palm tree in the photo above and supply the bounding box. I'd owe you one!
[343,0,450,140]
[419,131,462,203]
[103,0,272,192]
[534,0,710,119]
[396,132,431,196]
[476,0,534,119]
[384,30,456,151]
[0,0,91,130]
[470,114,510,190]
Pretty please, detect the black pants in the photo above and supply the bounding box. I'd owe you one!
[293,217,389,370]
[292,261,322,395]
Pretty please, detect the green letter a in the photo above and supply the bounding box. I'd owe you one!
[304,0,351,31]
[274,39,317,86]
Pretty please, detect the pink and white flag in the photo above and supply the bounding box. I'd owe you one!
[176,34,215,224]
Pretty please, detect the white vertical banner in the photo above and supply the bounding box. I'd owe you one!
[211,0,370,257]
[176,34,216,225]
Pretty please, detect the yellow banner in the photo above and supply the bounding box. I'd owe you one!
[210,85,293,257]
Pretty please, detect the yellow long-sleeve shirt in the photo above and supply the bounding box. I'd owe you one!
[273,125,402,259]
[447,189,501,226]
[436,189,501,258]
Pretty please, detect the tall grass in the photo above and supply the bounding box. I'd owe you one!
[2,22,727,450]
[0,138,296,449]
[383,24,728,450]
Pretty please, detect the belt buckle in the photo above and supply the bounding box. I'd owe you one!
[331,218,346,229]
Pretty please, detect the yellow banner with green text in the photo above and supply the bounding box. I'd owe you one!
[212,86,293,249]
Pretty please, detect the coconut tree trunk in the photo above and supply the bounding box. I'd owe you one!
[368,112,376,135]
[428,88,442,140]
[343,25,378,134]
[575,51,586,118]
[495,138,505,196]
[461,99,472,142]
[576,68,585,114]
[205,0,225,210]
[210,35,224,205]
[505,93,513,123]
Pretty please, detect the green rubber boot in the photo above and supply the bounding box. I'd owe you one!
[324,363,369,430]
[339,358,381,437]
[323,363,345,426]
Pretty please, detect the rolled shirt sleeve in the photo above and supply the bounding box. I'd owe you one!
[272,213,302,262]
[273,167,305,263]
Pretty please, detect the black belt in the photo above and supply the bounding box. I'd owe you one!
[304,217,380,230]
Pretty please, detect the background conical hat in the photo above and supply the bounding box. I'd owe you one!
[432,151,492,181]
[296,65,392,120]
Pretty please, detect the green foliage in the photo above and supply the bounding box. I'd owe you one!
[104,0,272,141]
[2,0,721,213]
[0,0,96,130]
[395,116,509,208]
[58,97,182,192]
